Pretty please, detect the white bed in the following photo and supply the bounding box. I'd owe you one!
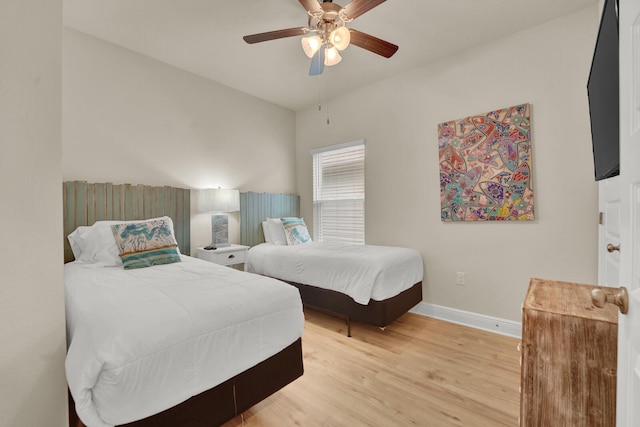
[65,255,304,427]
[245,241,423,304]
[244,240,423,336]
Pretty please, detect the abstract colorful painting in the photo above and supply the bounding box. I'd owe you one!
[438,103,534,222]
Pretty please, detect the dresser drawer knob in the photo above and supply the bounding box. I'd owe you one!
[228,254,235,259]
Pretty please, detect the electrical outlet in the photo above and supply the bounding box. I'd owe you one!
[456,272,465,286]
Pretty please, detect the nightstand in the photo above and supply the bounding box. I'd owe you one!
[197,244,249,267]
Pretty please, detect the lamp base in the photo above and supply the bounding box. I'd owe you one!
[211,213,230,248]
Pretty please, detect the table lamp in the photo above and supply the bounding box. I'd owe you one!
[198,188,240,249]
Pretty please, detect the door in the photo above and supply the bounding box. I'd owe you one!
[616,0,640,424]
[599,176,621,287]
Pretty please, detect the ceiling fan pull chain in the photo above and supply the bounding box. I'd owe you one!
[325,74,330,125]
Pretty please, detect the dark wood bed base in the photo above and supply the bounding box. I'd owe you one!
[283,281,423,337]
[69,338,303,427]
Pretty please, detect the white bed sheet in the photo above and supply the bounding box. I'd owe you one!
[244,242,424,304]
[65,256,304,427]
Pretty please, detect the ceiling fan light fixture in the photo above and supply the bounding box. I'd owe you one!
[301,35,322,58]
[244,0,397,76]
[324,47,342,66]
[330,26,351,51]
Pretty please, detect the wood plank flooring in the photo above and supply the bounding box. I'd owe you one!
[223,309,521,427]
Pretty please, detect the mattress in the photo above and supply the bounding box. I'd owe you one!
[65,256,304,427]
[244,242,424,304]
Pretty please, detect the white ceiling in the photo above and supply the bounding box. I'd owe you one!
[63,0,598,111]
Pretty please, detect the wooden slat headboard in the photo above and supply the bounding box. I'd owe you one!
[63,181,191,263]
[240,192,300,247]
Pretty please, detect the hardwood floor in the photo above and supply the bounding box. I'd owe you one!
[223,309,521,427]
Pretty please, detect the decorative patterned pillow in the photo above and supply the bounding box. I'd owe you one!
[281,217,312,245]
[110,218,181,269]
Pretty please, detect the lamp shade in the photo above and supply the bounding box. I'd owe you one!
[324,47,342,66]
[301,35,322,58]
[330,26,350,51]
[198,188,240,213]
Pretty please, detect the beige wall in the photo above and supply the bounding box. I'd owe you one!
[0,4,598,424]
[0,1,67,426]
[296,7,601,322]
[62,29,297,252]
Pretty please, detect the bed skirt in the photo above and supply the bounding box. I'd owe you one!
[68,338,304,427]
[286,281,423,336]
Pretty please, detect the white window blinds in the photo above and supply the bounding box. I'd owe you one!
[312,140,365,244]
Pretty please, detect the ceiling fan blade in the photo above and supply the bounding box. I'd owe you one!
[243,27,308,44]
[299,0,322,14]
[349,29,398,58]
[309,47,325,76]
[342,0,386,20]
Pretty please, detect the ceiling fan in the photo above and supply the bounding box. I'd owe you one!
[243,0,398,76]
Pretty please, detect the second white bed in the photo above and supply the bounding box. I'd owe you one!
[245,241,424,304]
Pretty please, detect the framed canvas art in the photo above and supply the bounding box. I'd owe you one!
[438,103,534,222]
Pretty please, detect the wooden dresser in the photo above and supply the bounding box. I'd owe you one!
[520,278,617,426]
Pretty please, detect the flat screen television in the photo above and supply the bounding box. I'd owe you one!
[587,0,619,181]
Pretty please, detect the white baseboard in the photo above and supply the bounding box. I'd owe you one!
[410,302,522,339]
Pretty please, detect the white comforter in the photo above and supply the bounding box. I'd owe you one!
[245,242,424,304]
[65,256,304,427]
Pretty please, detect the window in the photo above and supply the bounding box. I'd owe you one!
[312,140,365,244]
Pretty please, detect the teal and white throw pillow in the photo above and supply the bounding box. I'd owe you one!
[281,217,312,245]
[110,218,181,269]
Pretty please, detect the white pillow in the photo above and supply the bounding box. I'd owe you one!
[76,222,122,266]
[262,221,273,243]
[266,218,288,246]
[67,226,91,259]
[69,216,176,266]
